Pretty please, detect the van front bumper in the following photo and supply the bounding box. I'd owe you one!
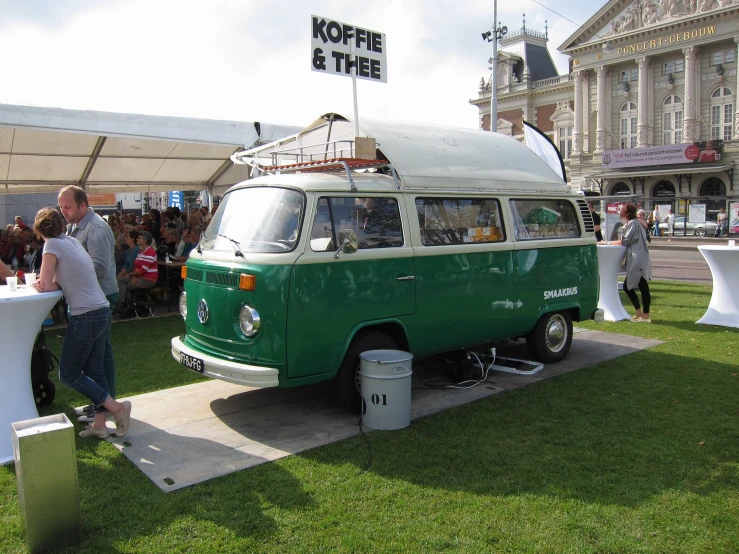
[171,336,280,388]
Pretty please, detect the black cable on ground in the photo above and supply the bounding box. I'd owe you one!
[357,417,374,474]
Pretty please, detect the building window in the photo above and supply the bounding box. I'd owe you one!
[662,95,683,145]
[712,50,736,66]
[620,69,638,83]
[497,118,513,137]
[610,182,631,195]
[663,60,684,74]
[620,102,637,149]
[700,177,726,218]
[710,87,734,141]
[653,180,676,198]
[550,103,574,159]
[558,126,573,159]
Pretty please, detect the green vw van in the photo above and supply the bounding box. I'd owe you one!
[171,114,601,411]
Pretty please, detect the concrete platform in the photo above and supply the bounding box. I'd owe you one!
[106,329,662,491]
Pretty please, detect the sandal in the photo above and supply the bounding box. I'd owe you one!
[115,401,132,437]
[79,426,110,439]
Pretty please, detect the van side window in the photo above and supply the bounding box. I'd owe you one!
[310,196,404,251]
[415,198,504,246]
[309,198,334,251]
[509,199,580,240]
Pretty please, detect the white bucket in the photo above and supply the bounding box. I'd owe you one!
[359,349,413,430]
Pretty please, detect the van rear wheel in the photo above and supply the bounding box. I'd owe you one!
[337,331,398,413]
[526,311,572,363]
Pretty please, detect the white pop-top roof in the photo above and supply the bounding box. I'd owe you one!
[242,113,569,194]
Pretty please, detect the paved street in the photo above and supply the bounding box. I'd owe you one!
[649,244,712,284]
[631,236,730,285]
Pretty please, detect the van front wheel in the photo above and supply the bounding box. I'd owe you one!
[527,311,572,363]
[337,331,398,413]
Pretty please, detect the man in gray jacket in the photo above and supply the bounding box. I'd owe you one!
[58,185,118,421]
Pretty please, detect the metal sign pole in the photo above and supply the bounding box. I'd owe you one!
[481,8,505,133]
[351,42,360,139]
[491,0,497,132]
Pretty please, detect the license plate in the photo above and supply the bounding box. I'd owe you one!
[180,352,204,373]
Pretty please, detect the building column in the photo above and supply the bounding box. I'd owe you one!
[734,37,739,138]
[595,66,610,153]
[573,71,584,155]
[636,56,651,147]
[683,46,700,143]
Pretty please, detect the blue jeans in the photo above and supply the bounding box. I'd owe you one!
[59,307,113,408]
[103,293,118,398]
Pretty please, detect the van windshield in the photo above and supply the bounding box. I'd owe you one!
[202,187,304,253]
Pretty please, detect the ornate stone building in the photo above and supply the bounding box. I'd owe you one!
[470,18,576,163]
[472,2,739,227]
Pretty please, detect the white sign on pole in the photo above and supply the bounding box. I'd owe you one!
[311,15,387,83]
[689,203,706,224]
[657,204,672,223]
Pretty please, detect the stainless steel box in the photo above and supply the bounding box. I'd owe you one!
[11,413,82,553]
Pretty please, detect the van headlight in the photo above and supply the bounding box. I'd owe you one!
[179,292,187,318]
[239,305,261,337]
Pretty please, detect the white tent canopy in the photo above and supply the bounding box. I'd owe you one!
[0,103,302,195]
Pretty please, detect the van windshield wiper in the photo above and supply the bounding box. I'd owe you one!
[218,233,245,257]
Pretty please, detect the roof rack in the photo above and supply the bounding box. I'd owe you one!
[263,158,400,191]
[232,137,401,191]
[267,140,356,166]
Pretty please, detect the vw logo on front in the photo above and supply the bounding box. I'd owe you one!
[197,299,209,324]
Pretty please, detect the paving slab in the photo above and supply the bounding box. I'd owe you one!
[106,329,662,491]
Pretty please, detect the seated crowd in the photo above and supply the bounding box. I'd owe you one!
[2,205,213,313]
[1,216,45,275]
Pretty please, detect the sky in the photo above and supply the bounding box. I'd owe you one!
[0,0,597,131]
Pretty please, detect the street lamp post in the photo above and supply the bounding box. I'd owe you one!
[482,5,507,133]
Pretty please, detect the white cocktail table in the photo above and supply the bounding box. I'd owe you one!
[0,285,63,464]
[696,245,739,328]
[597,245,630,322]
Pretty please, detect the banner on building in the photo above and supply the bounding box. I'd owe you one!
[311,15,387,83]
[602,140,724,169]
[87,194,117,207]
[730,202,739,234]
[168,191,184,210]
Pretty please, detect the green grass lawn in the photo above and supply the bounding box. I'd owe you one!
[2,281,738,553]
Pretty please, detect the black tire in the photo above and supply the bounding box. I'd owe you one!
[694,229,706,237]
[336,331,398,413]
[34,377,56,408]
[526,311,573,363]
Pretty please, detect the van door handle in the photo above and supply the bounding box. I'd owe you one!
[396,275,416,281]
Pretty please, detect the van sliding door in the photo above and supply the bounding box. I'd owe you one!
[408,197,514,354]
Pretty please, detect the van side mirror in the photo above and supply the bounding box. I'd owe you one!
[334,229,358,259]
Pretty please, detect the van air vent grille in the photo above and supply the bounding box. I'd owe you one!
[186,268,203,283]
[206,272,239,288]
[577,199,595,233]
